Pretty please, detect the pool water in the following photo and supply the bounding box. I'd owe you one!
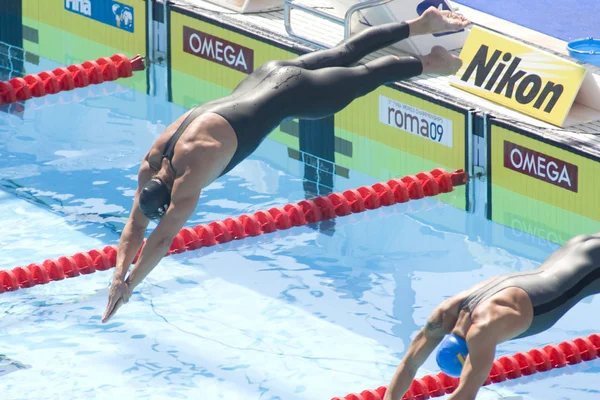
[455,0,599,42]
[1,57,600,400]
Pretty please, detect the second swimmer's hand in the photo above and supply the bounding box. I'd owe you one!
[102,278,131,323]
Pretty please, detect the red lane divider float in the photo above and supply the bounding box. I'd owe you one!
[0,54,145,106]
[332,333,600,400]
[0,168,466,293]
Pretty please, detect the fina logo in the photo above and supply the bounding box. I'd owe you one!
[65,0,91,16]
[112,3,133,30]
[65,0,134,33]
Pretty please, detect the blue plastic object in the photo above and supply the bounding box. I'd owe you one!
[436,333,469,377]
[567,37,600,66]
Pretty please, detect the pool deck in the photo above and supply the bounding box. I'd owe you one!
[169,0,600,158]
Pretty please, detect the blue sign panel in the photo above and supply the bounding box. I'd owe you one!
[64,0,135,33]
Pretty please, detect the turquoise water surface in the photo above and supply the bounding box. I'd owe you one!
[1,57,600,400]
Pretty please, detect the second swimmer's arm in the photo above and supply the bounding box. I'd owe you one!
[384,311,447,400]
[125,169,202,290]
[447,324,498,400]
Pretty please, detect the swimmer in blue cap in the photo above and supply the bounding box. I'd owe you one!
[102,7,470,323]
[384,234,600,400]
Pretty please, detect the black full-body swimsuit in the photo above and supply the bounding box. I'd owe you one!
[161,22,422,175]
[459,235,600,338]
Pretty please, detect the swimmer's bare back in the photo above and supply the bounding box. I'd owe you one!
[425,275,532,343]
[145,111,238,188]
[454,234,600,342]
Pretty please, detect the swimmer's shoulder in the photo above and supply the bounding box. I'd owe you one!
[146,130,175,169]
[431,279,502,332]
[470,292,532,342]
[436,293,469,321]
[450,275,500,304]
[148,111,196,154]
[440,276,503,316]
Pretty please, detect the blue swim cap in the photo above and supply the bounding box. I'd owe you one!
[436,333,469,377]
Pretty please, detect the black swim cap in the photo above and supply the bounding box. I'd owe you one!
[138,178,171,220]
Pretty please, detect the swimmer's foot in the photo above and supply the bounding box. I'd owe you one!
[408,6,471,36]
[419,46,463,76]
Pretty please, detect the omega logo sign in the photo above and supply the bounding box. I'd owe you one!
[183,26,254,73]
[503,141,578,192]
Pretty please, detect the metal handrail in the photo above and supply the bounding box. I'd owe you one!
[284,0,396,49]
[342,0,395,39]
[284,1,343,49]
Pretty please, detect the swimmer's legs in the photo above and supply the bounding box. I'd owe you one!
[291,48,461,119]
[285,6,470,70]
[286,22,411,70]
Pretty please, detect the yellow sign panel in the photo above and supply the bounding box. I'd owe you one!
[491,124,600,234]
[334,87,467,210]
[451,26,587,126]
[22,0,147,93]
[335,86,466,177]
[170,11,298,99]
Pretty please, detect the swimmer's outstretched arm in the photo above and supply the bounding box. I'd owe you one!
[445,324,499,400]
[103,161,154,323]
[102,167,202,323]
[446,308,526,400]
[113,164,154,280]
[125,170,202,290]
[384,310,448,400]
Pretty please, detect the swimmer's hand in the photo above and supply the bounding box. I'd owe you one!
[102,278,131,323]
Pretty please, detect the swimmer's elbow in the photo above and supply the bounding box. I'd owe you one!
[424,307,453,337]
[130,217,148,232]
[155,234,170,247]
[402,358,420,376]
[150,232,176,252]
[154,218,187,249]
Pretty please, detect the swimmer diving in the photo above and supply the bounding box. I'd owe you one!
[383,234,600,400]
[102,7,471,323]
